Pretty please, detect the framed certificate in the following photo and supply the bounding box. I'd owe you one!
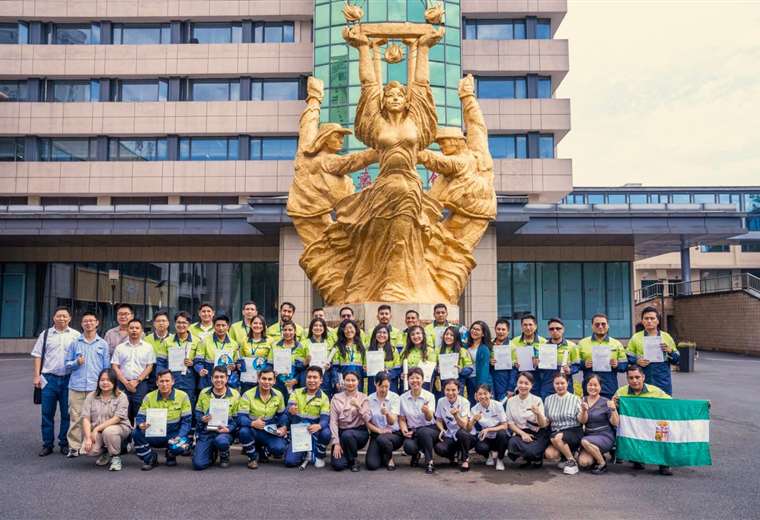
[538,344,558,370]
[290,423,312,453]
[365,351,385,378]
[273,349,292,375]
[145,408,168,438]
[643,336,665,362]
[309,343,327,367]
[515,346,534,371]
[493,345,512,370]
[167,346,186,373]
[591,345,611,372]
[208,398,229,429]
[240,356,258,383]
[438,353,459,381]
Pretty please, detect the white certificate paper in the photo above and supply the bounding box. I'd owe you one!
[290,423,312,453]
[516,346,534,371]
[592,345,611,372]
[643,336,665,362]
[240,357,258,383]
[438,353,459,381]
[273,348,292,375]
[538,344,558,370]
[493,345,513,370]
[168,346,186,373]
[145,408,168,438]
[309,343,327,367]
[420,361,436,383]
[208,398,229,429]
[366,350,385,378]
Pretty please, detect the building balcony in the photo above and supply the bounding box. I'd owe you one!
[461,0,567,18]
[462,39,569,85]
[0,100,302,136]
[479,98,570,142]
[494,158,572,203]
[0,42,313,78]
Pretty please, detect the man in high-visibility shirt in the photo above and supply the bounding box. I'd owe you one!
[626,306,679,395]
[284,366,331,469]
[577,313,628,399]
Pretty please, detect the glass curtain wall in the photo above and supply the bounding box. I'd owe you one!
[0,262,278,338]
[314,0,462,188]
[497,262,632,338]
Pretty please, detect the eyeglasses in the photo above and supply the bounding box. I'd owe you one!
[548,327,563,331]
[593,322,608,327]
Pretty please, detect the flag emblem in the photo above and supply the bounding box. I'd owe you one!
[654,421,670,442]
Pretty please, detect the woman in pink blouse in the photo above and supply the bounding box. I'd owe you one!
[329,371,371,472]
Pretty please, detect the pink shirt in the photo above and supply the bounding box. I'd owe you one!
[329,391,371,444]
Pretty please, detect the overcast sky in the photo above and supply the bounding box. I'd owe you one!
[555,0,760,187]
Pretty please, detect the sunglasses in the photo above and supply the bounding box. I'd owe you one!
[548,327,563,331]
[593,322,608,327]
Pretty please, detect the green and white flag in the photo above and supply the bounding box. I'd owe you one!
[617,397,712,467]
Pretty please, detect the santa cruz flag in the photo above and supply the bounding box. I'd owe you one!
[617,398,712,467]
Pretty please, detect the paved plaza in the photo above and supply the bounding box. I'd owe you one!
[2,352,757,519]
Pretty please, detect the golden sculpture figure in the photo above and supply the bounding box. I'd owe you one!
[418,74,497,251]
[293,20,495,306]
[286,77,377,247]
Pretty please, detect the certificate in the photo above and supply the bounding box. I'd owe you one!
[168,346,186,373]
[366,350,385,378]
[240,357,258,383]
[290,423,312,453]
[433,327,446,349]
[419,361,436,383]
[538,344,558,370]
[493,345,513,370]
[438,353,459,381]
[643,336,665,362]
[208,398,229,429]
[515,346,534,371]
[145,408,168,438]
[309,343,327,367]
[591,345,611,372]
[273,348,292,375]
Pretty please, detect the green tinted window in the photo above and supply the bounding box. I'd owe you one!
[315,4,330,28]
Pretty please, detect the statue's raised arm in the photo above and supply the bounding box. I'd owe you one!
[459,74,491,160]
[296,77,324,158]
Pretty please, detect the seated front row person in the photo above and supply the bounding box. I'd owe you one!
[543,372,583,475]
[330,371,371,472]
[505,372,549,468]
[468,383,509,471]
[237,368,288,470]
[284,366,332,469]
[134,369,192,470]
[366,371,403,471]
[399,367,438,475]
[192,367,240,471]
[80,368,132,472]
[434,378,475,472]
[577,374,619,474]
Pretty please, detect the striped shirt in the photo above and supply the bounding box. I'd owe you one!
[544,392,581,433]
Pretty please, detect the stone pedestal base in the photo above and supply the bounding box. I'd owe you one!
[324,302,460,332]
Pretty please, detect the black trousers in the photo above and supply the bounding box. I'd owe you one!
[402,425,438,462]
[474,430,509,459]
[434,429,476,461]
[365,431,404,470]
[331,427,369,471]
[508,428,550,462]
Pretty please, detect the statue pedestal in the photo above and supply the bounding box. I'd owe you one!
[324,302,460,332]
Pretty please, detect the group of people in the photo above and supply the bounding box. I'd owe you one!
[32,300,680,475]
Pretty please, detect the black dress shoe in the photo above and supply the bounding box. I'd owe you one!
[38,447,53,457]
[410,453,420,467]
[632,462,645,470]
[658,465,673,476]
[59,446,69,455]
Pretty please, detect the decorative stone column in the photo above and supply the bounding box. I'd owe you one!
[461,226,498,327]
[278,226,312,327]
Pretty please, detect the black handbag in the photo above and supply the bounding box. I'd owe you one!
[33,327,49,405]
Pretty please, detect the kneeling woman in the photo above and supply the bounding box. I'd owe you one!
[434,378,476,471]
[468,384,509,471]
[399,367,438,474]
[329,371,371,471]
[505,372,549,468]
[577,374,619,474]
[544,372,583,475]
[366,371,403,470]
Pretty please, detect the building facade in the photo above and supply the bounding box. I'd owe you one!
[0,1,746,351]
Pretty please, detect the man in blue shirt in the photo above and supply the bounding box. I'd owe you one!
[64,312,110,457]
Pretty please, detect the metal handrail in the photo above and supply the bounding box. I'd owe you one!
[670,273,760,297]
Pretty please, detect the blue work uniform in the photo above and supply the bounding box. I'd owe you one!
[133,388,193,464]
[284,388,331,466]
[578,335,628,399]
[626,330,680,396]
[534,339,581,400]
[509,334,547,397]
[192,386,240,470]
[237,386,288,462]
[490,338,516,402]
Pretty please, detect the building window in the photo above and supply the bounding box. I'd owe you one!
[628,193,647,204]
[648,193,666,203]
[670,193,691,203]
[743,193,760,213]
[538,135,554,158]
[250,137,298,160]
[698,244,730,253]
[606,194,626,204]
[38,138,96,161]
[0,137,25,162]
[537,77,552,98]
[111,196,169,205]
[190,23,242,44]
[0,197,28,206]
[40,197,97,206]
[587,194,604,204]
[180,196,240,205]
[118,80,168,102]
[112,24,171,44]
[488,135,528,159]
[48,80,99,102]
[190,80,240,101]
[464,19,525,40]
[564,194,585,204]
[0,262,279,339]
[0,23,22,44]
[253,22,295,43]
[741,242,760,253]
[251,79,302,101]
[179,137,239,161]
[476,77,527,99]
[498,261,632,338]
[718,193,741,208]
[693,193,716,204]
[108,138,167,161]
[53,23,100,45]
[0,81,27,101]
[536,19,552,39]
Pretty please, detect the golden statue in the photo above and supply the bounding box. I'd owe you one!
[290,20,496,306]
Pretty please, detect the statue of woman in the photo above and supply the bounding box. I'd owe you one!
[287,77,378,247]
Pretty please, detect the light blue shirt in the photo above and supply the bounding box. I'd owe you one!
[65,334,110,392]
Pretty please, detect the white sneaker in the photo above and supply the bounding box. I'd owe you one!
[95,453,111,466]
[496,458,505,471]
[109,456,122,471]
[314,458,325,468]
[485,451,497,466]
[563,460,579,475]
